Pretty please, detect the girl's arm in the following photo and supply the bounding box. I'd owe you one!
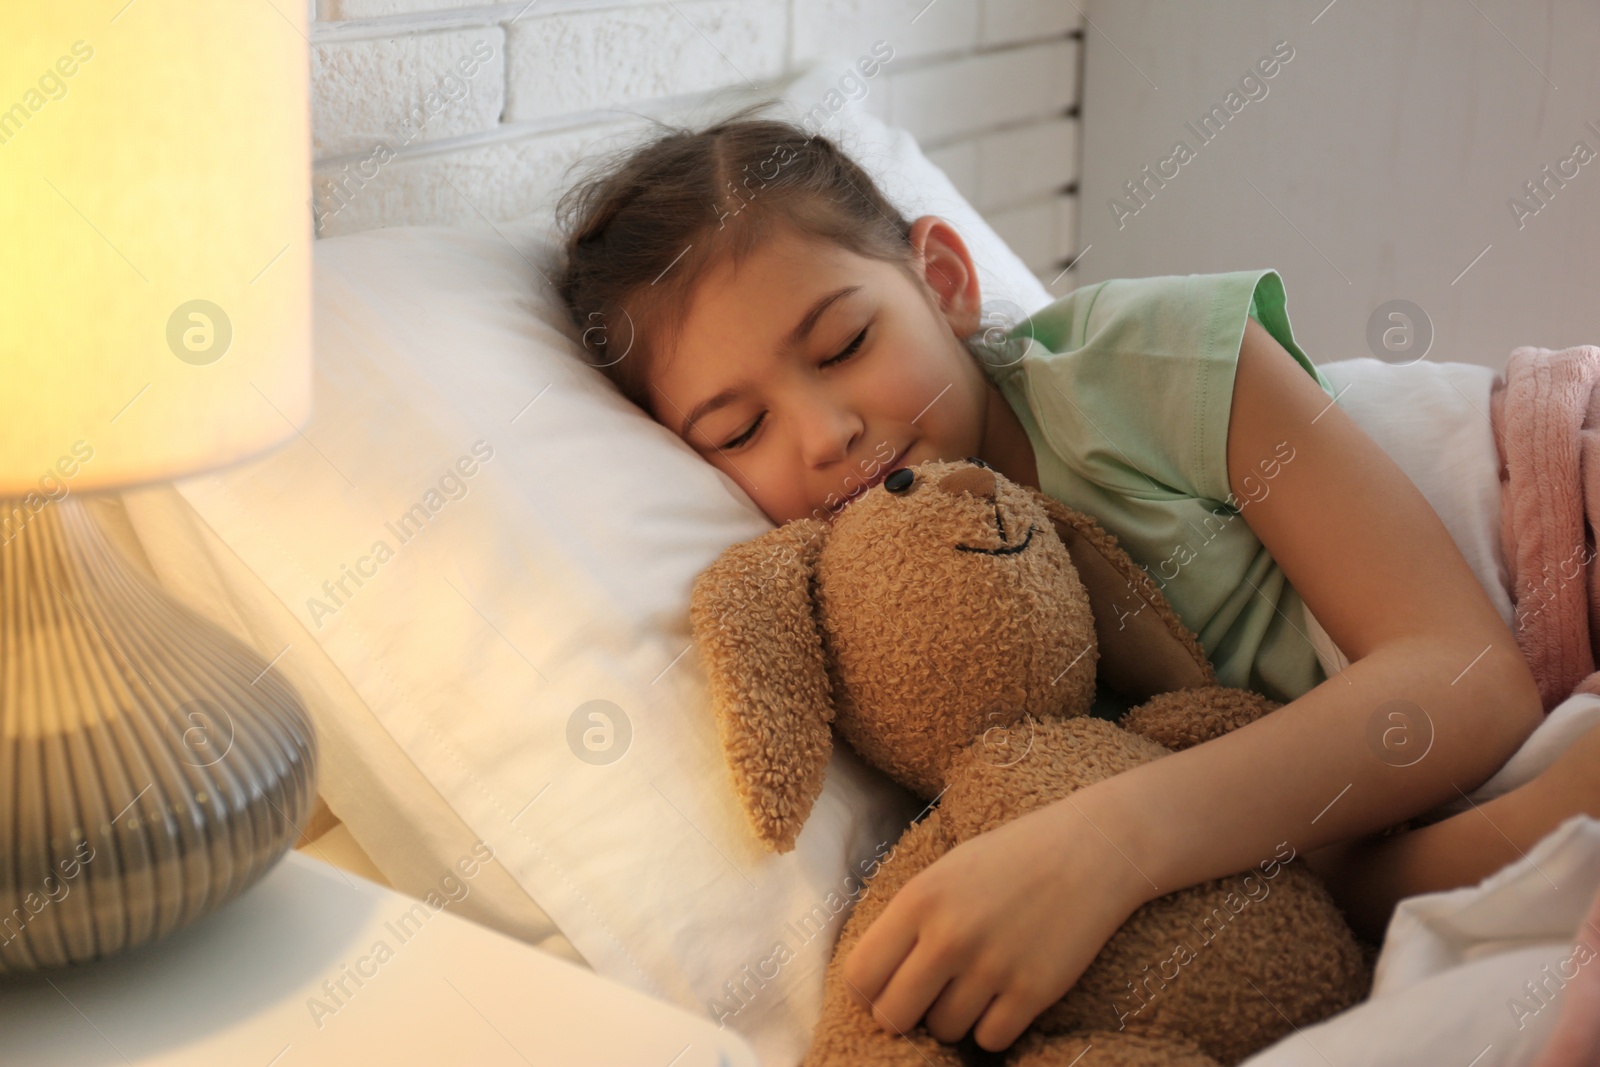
[840,317,1544,1052]
[1304,717,1600,940]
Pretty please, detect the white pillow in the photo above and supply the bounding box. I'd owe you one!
[144,76,1056,1067]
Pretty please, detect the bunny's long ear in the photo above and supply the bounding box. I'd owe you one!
[689,519,834,853]
[1028,490,1216,700]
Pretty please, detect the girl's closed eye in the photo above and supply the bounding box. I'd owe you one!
[822,323,870,367]
[721,324,872,450]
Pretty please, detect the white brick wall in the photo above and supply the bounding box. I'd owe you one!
[312,28,506,156]
[308,0,1084,293]
[502,2,788,123]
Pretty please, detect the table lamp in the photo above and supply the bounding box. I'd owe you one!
[0,6,317,971]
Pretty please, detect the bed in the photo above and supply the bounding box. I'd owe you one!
[107,59,1600,1067]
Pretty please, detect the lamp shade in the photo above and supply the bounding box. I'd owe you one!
[0,5,319,974]
[0,4,312,497]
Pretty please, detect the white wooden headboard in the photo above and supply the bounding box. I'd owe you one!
[306,0,1085,293]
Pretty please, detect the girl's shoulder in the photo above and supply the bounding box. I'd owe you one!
[1010,269,1288,360]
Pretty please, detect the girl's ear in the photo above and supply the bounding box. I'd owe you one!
[908,215,982,337]
[688,519,835,853]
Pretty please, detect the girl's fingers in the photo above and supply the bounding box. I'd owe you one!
[838,901,920,1010]
[860,936,956,1036]
[973,981,1054,1053]
[923,974,1000,1044]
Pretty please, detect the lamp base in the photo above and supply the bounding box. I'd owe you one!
[0,493,318,973]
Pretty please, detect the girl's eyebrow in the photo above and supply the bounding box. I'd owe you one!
[677,284,862,438]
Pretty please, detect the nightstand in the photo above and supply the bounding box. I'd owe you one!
[0,848,762,1066]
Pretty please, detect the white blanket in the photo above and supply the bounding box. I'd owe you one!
[1243,693,1600,1066]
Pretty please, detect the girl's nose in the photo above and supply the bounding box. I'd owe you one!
[798,401,860,467]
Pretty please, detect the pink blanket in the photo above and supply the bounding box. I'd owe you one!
[1490,344,1600,712]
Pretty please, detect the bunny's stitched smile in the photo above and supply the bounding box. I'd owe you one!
[954,503,1037,556]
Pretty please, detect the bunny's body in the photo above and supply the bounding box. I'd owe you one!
[691,459,1371,1066]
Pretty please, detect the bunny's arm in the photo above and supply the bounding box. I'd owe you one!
[1120,686,1281,752]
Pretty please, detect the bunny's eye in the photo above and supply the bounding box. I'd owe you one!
[884,468,915,493]
[965,456,992,470]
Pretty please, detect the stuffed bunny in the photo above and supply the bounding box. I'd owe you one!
[689,458,1371,1066]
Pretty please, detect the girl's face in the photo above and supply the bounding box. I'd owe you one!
[646,215,1007,526]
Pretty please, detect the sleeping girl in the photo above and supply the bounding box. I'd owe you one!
[550,100,1600,1058]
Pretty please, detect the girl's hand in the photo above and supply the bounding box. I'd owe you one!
[838,790,1155,1052]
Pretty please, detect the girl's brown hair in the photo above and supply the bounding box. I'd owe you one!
[552,99,927,413]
